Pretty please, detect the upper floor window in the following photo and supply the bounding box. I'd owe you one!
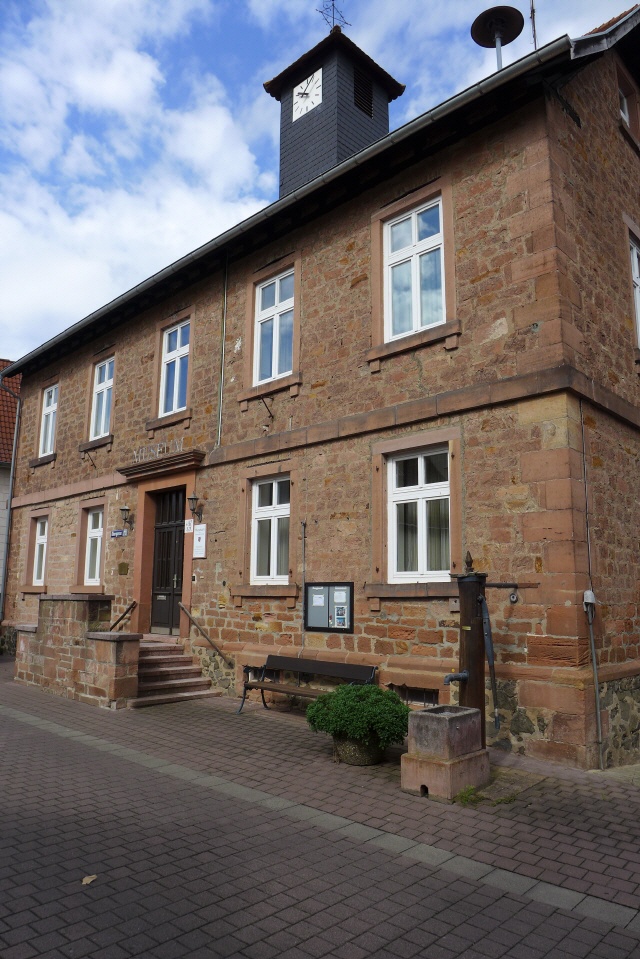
[160,320,190,416]
[387,447,450,583]
[631,235,640,343]
[84,507,104,586]
[39,385,58,457]
[33,517,48,586]
[90,358,114,440]
[618,61,640,140]
[250,476,290,584]
[254,270,294,385]
[384,198,445,341]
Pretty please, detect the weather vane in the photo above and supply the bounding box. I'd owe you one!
[318,0,350,29]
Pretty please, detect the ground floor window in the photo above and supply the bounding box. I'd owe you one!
[84,508,104,585]
[388,447,450,582]
[33,517,48,586]
[250,476,290,584]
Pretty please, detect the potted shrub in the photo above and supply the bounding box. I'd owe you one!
[306,684,410,765]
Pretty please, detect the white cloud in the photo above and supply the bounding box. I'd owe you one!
[0,0,633,361]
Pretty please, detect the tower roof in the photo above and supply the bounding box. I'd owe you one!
[264,26,405,102]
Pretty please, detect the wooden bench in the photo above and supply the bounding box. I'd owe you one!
[237,654,377,714]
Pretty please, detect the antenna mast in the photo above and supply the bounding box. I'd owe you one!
[530,1,538,49]
[318,0,350,30]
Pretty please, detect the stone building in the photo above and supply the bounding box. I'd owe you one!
[1,10,639,767]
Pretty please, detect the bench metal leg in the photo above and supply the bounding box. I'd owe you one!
[260,688,269,709]
[237,686,248,714]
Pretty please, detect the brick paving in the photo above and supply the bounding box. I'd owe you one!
[1,656,640,958]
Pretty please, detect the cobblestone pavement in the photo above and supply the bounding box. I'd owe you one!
[1,656,640,959]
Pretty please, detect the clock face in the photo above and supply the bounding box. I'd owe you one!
[292,68,322,121]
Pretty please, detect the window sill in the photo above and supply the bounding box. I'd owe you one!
[145,408,192,435]
[69,585,105,595]
[230,583,299,608]
[238,372,302,411]
[366,319,461,372]
[620,119,640,156]
[29,452,57,470]
[20,585,47,595]
[365,582,458,611]
[79,434,113,454]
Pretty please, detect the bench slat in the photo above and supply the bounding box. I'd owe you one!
[264,655,374,682]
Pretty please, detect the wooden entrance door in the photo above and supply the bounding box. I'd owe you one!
[150,489,185,634]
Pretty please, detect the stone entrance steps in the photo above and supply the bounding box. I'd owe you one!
[127,637,223,708]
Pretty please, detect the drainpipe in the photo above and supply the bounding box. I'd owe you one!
[0,377,21,623]
[215,254,229,448]
[580,400,604,770]
[300,520,307,649]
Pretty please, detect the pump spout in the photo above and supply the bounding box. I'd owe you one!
[443,669,469,685]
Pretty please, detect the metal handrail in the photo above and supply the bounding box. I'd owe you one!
[178,602,234,668]
[109,600,137,632]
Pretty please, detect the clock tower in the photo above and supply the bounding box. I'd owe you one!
[264,26,405,198]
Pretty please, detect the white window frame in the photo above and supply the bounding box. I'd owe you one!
[384,198,445,342]
[33,517,48,587]
[631,235,640,344]
[387,446,451,584]
[253,269,295,385]
[159,319,190,416]
[39,385,58,457]
[250,477,290,584]
[90,357,114,440]
[84,508,104,586]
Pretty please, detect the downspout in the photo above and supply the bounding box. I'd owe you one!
[0,378,21,624]
[580,399,604,770]
[215,254,229,448]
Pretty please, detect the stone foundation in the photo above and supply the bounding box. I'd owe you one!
[600,675,640,768]
[14,594,141,708]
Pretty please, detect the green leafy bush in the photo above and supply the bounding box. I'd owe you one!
[306,684,410,750]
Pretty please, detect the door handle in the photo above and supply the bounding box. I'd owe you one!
[173,574,177,588]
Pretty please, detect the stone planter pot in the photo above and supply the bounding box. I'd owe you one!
[332,735,384,765]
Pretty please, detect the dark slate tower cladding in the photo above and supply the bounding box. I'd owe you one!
[264,26,405,198]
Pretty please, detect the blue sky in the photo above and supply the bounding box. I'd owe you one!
[0,0,632,361]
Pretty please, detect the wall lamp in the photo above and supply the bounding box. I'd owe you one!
[188,492,203,523]
[120,505,134,530]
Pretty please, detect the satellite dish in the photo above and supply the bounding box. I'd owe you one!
[471,5,524,70]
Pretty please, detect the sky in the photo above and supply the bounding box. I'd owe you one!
[0,0,633,363]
